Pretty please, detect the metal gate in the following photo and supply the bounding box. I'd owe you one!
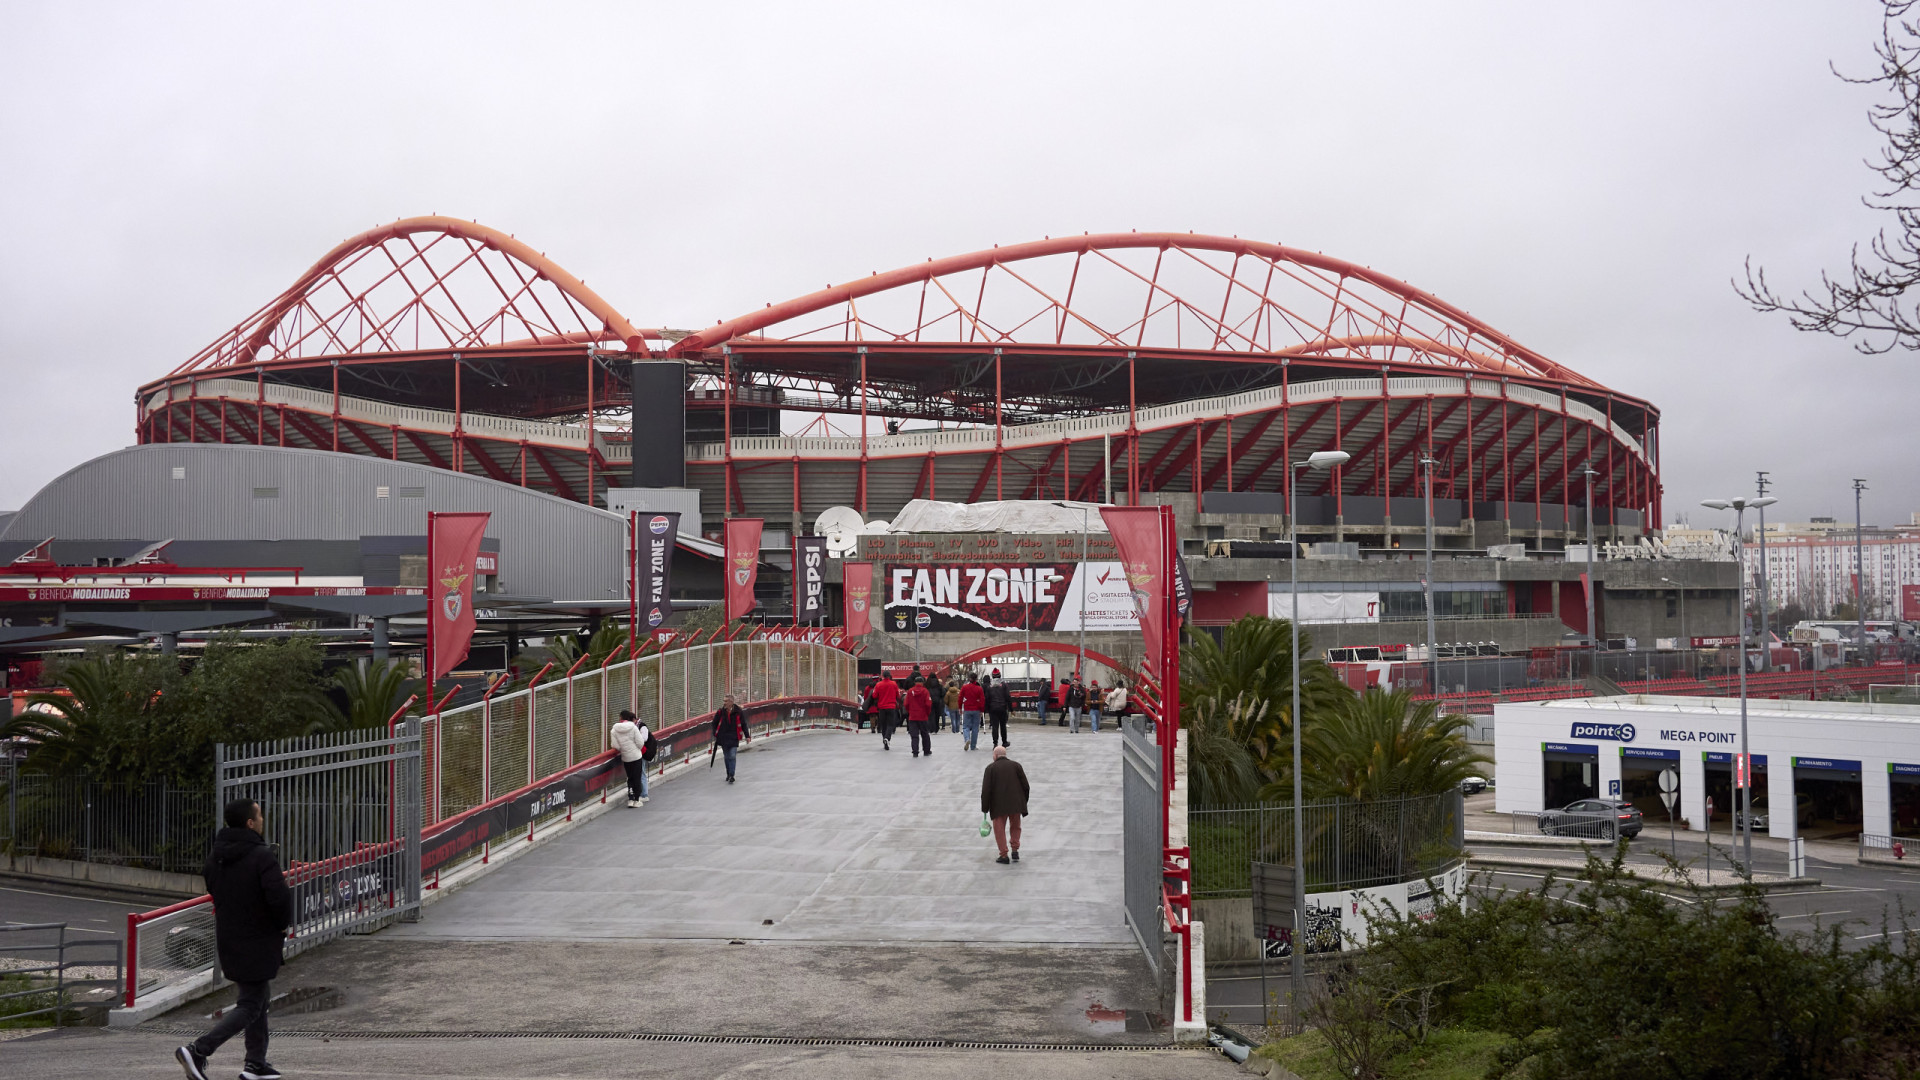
[1121,713,1164,977]
[215,721,422,954]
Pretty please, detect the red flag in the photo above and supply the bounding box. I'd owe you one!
[842,561,874,636]
[724,518,764,621]
[428,512,490,682]
[1099,506,1168,666]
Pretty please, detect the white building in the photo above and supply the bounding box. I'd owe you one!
[1744,532,1920,621]
[1495,696,1920,841]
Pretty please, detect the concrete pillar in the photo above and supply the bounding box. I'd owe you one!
[158,632,177,656]
[372,616,390,662]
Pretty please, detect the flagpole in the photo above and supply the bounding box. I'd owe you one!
[629,511,639,650]
[425,510,436,715]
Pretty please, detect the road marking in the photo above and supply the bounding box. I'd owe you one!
[2,921,118,935]
[1774,910,1851,921]
[0,886,146,906]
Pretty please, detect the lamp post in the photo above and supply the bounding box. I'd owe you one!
[1582,462,1599,665]
[1419,455,1439,697]
[1659,576,1686,661]
[1029,572,1066,657]
[1289,448,1348,1031]
[1079,504,1090,679]
[1854,478,1869,662]
[1700,495,1777,873]
[1755,471,1771,649]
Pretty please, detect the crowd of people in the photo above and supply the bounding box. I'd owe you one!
[859,665,1128,752]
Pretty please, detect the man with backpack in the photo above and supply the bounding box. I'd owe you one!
[611,709,652,806]
[1064,678,1088,733]
[984,672,1013,749]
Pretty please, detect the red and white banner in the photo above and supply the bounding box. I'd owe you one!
[881,562,1138,632]
[427,512,490,682]
[842,561,874,636]
[1099,506,1170,667]
[723,519,763,621]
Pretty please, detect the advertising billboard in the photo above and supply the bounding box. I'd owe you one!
[881,561,1139,633]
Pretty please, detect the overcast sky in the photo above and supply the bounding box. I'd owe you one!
[2,2,1913,528]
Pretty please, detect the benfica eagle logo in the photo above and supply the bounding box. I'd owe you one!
[440,569,470,620]
[851,597,866,612]
[733,567,752,586]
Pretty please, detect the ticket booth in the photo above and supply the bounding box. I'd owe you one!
[1543,741,1599,809]
[1793,756,1864,840]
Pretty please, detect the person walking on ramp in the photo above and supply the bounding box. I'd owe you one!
[175,798,292,1080]
[905,675,935,757]
[712,693,750,783]
[984,672,1013,749]
[611,709,652,806]
[871,670,901,750]
[959,672,985,750]
[980,746,1030,865]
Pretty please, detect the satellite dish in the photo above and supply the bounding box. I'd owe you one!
[825,532,859,557]
[863,519,891,534]
[814,506,864,538]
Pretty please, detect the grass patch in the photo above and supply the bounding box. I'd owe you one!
[0,974,61,1028]
[1259,1025,1513,1080]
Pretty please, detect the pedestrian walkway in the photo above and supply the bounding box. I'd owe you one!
[393,723,1129,945]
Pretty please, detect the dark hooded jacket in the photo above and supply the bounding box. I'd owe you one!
[203,826,293,982]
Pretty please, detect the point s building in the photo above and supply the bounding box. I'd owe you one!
[1494,696,1920,841]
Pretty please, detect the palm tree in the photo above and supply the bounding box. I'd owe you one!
[1180,615,1354,783]
[1185,693,1270,805]
[1295,687,1490,801]
[331,659,416,730]
[9,652,174,776]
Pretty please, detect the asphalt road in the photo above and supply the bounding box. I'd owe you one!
[0,878,174,941]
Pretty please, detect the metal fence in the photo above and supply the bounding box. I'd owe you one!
[0,922,122,1027]
[1191,790,1466,899]
[1860,833,1920,861]
[1120,713,1164,977]
[1,764,216,875]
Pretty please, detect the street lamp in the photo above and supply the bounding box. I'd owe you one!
[1028,571,1066,658]
[1755,472,1772,648]
[1700,494,1776,873]
[1659,576,1686,655]
[1288,448,1348,1030]
[1581,462,1599,665]
[1854,479,1869,661]
[1419,455,1439,697]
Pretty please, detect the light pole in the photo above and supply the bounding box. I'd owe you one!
[1854,478,1869,662]
[1581,462,1599,666]
[1289,448,1348,1030]
[1755,471,1772,650]
[1659,576,1686,661]
[1079,504,1089,679]
[1419,454,1439,696]
[1700,495,1776,873]
[1028,572,1066,657]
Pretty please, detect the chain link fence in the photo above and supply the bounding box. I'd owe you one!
[1,764,216,876]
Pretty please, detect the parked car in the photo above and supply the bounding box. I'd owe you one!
[1538,798,1643,839]
[1459,776,1489,795]
[1734,792,1815,831]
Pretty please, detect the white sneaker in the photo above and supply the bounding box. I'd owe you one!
[638,797,649,804]
[627,799,639,807]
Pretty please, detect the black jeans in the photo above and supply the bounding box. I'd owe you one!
[878,708,899,743]
[622,758,647,801]
[988,711,1010,747]
[195,978,269,1063]
[907,720,931,755]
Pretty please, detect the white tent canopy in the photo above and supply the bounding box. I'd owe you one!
[885,499,1111,534]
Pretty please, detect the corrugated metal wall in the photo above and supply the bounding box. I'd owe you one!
[0,444,623,601]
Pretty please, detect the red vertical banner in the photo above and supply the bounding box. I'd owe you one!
[842,562,874,636]
[1100,506,1168,665]
[724,518,764,622]
[427,511,490,682]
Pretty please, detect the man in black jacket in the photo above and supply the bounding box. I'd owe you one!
[712,693,751,783]
[983,673,1013,749]
[176,798,293,1080]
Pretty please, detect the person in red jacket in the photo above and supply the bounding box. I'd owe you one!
[904,678,934,758]
[871,673,901,750]
[958,672,986,751]
[712,694,751,783]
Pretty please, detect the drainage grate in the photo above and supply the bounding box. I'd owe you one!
[143,1025,1185,1052]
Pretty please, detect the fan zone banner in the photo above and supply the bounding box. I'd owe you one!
[843,562,874,636]
[723,518,763,621]
[427,512,490,681]
[794,536,827,622]
[634,511,680,630]
[881,562,1139,633]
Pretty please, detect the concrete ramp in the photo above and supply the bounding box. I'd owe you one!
[393,725,1129,946]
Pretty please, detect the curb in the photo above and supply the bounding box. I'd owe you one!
[1467,852,1822,895]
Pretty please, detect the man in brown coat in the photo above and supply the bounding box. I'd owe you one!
[980,746,1030,865]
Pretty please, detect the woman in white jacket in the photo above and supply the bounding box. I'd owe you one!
[610,710,650,807]
[1104,683,1128,729]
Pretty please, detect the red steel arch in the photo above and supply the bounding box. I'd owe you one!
[944,640,1141,682]
[671,231,1600,390]
[173,215,651,374]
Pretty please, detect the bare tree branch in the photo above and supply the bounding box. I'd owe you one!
[1738,1,1920,353]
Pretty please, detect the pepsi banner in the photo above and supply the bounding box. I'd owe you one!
[634,511,680,630]
[794,536,827,623]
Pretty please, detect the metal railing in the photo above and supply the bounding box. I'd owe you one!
[121,636,859,1011]
[1,922,122,1027]
[1504,809,1623,841]
[1,765,216,875]
[1860,833,1920,861]
[1190,791,1466,899]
